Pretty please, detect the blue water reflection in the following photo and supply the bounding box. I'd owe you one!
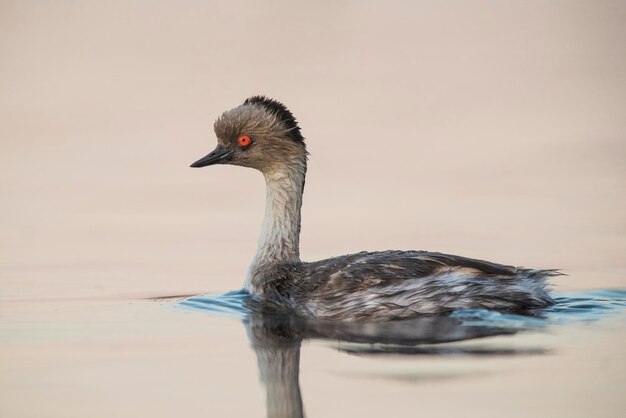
[179,289,626,328]
[179,288,626,354]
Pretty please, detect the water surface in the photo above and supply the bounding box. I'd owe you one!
[177,289,626,417]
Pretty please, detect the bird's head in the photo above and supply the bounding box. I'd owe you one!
[191,96,307,176]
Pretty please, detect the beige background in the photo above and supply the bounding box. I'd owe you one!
[1,1,625,299]
[1,2,625,417]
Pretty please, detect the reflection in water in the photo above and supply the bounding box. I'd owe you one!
[242,307,528,418]
[179,290,626,418]
[246,311,304,418]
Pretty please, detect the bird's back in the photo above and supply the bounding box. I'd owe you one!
[254,251,558,321]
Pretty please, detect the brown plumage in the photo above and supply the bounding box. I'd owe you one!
[191,96,558,321]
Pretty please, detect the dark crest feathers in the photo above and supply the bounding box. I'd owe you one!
[243,95,305,145]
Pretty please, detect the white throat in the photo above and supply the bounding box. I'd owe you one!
[245,161,306,290]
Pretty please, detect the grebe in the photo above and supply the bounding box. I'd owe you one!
[191,96,557,321]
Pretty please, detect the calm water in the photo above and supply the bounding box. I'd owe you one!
[1,288,625,417]
[177,289,626,417]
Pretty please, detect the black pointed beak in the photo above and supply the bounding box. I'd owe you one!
[190,145,234,168]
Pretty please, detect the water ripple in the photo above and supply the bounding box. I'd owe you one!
[177,288,626,357]
[178,288,626,330]
[178,288,250,318]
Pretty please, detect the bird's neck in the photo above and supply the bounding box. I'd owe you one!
[247,316,304,418]
[256,342,303,418]
[246,160,306,290]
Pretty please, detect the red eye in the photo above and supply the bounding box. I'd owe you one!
[238,135,251,147]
